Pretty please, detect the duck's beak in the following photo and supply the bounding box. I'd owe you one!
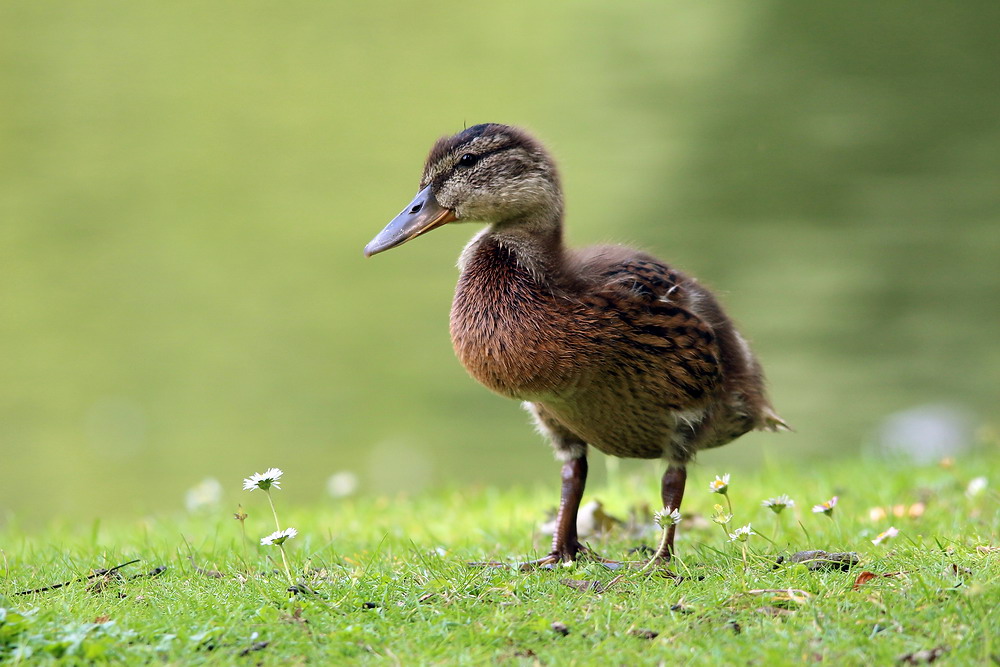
[364,185,457,257]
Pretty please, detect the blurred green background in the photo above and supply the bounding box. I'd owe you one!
[2,2,998,526]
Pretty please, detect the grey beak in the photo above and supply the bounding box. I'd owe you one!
[364,185,457,257]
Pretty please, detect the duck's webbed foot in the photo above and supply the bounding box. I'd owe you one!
[470,453,627,570]
[516,542,617,571]
[516,549,580,571]
[519,548,628,572]
[471,543,622,570]
[521,456,625,570]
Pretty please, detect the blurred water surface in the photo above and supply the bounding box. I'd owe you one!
[1,2,997,524]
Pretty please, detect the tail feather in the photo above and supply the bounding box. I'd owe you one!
[759,407,792,433]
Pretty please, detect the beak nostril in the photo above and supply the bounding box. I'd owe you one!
[410,203,423,214]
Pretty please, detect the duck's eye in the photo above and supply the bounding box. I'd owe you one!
[458,153,479,167]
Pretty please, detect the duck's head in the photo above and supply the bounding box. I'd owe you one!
[364,123,562,257]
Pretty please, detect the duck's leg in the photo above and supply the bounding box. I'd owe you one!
[652,463,687,561]
[470,453,590,570]
[511,453,588,570]
[550,455,588,561]
[497,404,621,570]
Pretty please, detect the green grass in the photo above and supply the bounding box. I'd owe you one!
[2,453,998,665]
[3,3,1000,522]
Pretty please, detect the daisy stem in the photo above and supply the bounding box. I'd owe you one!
[636,526,671,575]
[277,544,294,586]
[265,491,282,533]
[724,493,733,517]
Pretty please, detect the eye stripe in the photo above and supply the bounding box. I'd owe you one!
[452,144,515,169]
[423,132,526,188]
[431,145,517,188]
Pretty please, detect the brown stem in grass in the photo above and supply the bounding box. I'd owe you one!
[16,558,141,595]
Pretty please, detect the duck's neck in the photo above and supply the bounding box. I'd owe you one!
[461,212,566,284]
[451,212,571,399]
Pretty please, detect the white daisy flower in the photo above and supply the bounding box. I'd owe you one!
[728,524,755,542]
[812,496,838,516]
[966,476,988,498]
[762,494,795,514]
[654,507,682,527]
[871,526,899,545]
[260,527,297,546]
[709,474,731,495]
[243,467,284,492]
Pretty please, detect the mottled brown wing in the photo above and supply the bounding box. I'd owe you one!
[580,255,724,405]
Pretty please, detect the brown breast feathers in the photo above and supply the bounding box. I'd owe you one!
[450,237,736,460]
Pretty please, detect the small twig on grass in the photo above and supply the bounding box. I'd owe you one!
[135,565,167,580]
[744,588,812,598]
[16,558,141,595]
[238,641,270,657]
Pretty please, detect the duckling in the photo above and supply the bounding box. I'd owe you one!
[365,123,787,566]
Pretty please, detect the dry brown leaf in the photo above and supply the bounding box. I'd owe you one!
[560,579,598,592]
[628,627,659,640]
[853,570,907,591]
[852,571,877,590]
[897,645,948,664]
[187,556,223,579]
[560,574,624,594]
[744,588,811,604]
